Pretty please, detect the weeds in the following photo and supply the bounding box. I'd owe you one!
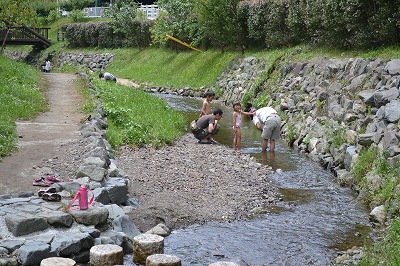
[92,78,185,148]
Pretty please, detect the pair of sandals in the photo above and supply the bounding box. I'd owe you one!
[33,175,64,187]
[37,187,62,202]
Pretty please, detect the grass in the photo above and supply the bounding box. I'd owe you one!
[105,48,239,88]
[360,217,400,266]
[0,56,46,158]
[91,77,186,148]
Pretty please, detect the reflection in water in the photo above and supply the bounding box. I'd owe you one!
[149,93,371,265]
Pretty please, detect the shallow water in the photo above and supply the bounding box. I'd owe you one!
[125,94,371,265]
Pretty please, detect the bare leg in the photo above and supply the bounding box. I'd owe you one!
[262,138,268,152]
[237,128,241,151]
[270,139,276,152]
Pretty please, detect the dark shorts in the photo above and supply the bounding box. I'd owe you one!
[194,124,220,140]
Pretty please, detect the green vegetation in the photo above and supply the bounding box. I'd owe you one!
[360,217,400,266]
[106,48,239,88]
[352,145,400,207]
[92,78,185,148]
[0,56,46,158]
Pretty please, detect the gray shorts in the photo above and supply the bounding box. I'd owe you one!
[261,115,281,140]
[194,124,220,140]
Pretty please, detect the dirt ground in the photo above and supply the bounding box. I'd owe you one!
[0,73,278,232]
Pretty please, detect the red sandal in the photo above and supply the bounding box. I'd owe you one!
[45,175,64,183]
[32,177,51,187]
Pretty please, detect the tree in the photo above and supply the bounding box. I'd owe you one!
[0,0,37,27]
[104,0,138,35]
[0,0,37,54]
[151,0,203,48]
[196,0,241,52]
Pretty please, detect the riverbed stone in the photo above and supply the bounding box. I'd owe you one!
[208,262,240,266]
[40,257,76,266]
[146,254,181,266]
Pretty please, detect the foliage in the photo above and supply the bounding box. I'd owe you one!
[69,9,86,22]
[0,56,46,158]
[196,0,241,51]
[32,0,59,18]
[92,78,185,148]
[0,0,37,27]
[351,145,378,185]
[104,0,138,41]
[240,0,400,49]
[62,20,152,48]
[150,0,203,48]
[360,217,400,266]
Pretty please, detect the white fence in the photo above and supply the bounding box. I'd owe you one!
[82,5,158,19]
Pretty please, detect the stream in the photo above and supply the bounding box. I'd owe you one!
[127,94,371,265]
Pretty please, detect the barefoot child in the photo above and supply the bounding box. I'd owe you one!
[232,102,255,152]
[199,91,215,117]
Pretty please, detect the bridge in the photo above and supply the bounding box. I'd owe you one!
[0,25,51,49]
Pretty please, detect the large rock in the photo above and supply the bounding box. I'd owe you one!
[18,242,51,266]
[50,233,94,257]
[69,206,109,226]
[384,100,400,122]
[5,214,49,237]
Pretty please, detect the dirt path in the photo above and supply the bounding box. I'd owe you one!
[0,73,84,195]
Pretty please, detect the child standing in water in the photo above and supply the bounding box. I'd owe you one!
[232,102,255,152]
[199,91,215,117]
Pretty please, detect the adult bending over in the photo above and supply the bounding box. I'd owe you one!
[99,72,117,82]
[193,108,223,144]
[252,106,281,152]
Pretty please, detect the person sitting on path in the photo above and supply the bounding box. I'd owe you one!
[193,108,223,144]
[252,106,281,152]
[99,72,117,82]
[199,90,215,117]
[232,102,255,152]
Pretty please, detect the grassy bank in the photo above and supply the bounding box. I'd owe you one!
[0,56,46,158]
[91,78,185,148]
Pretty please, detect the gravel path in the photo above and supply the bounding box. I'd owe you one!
[117,134,278,232]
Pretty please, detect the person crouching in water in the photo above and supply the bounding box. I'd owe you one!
[193,108,223,144]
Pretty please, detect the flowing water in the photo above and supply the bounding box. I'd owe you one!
[126,94,371,266]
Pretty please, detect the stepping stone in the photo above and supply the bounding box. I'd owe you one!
[89,244,123,266]
[41,257,76,266]
[133,233,164,264]
[146,254,181,266]
[208,262,240,266]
